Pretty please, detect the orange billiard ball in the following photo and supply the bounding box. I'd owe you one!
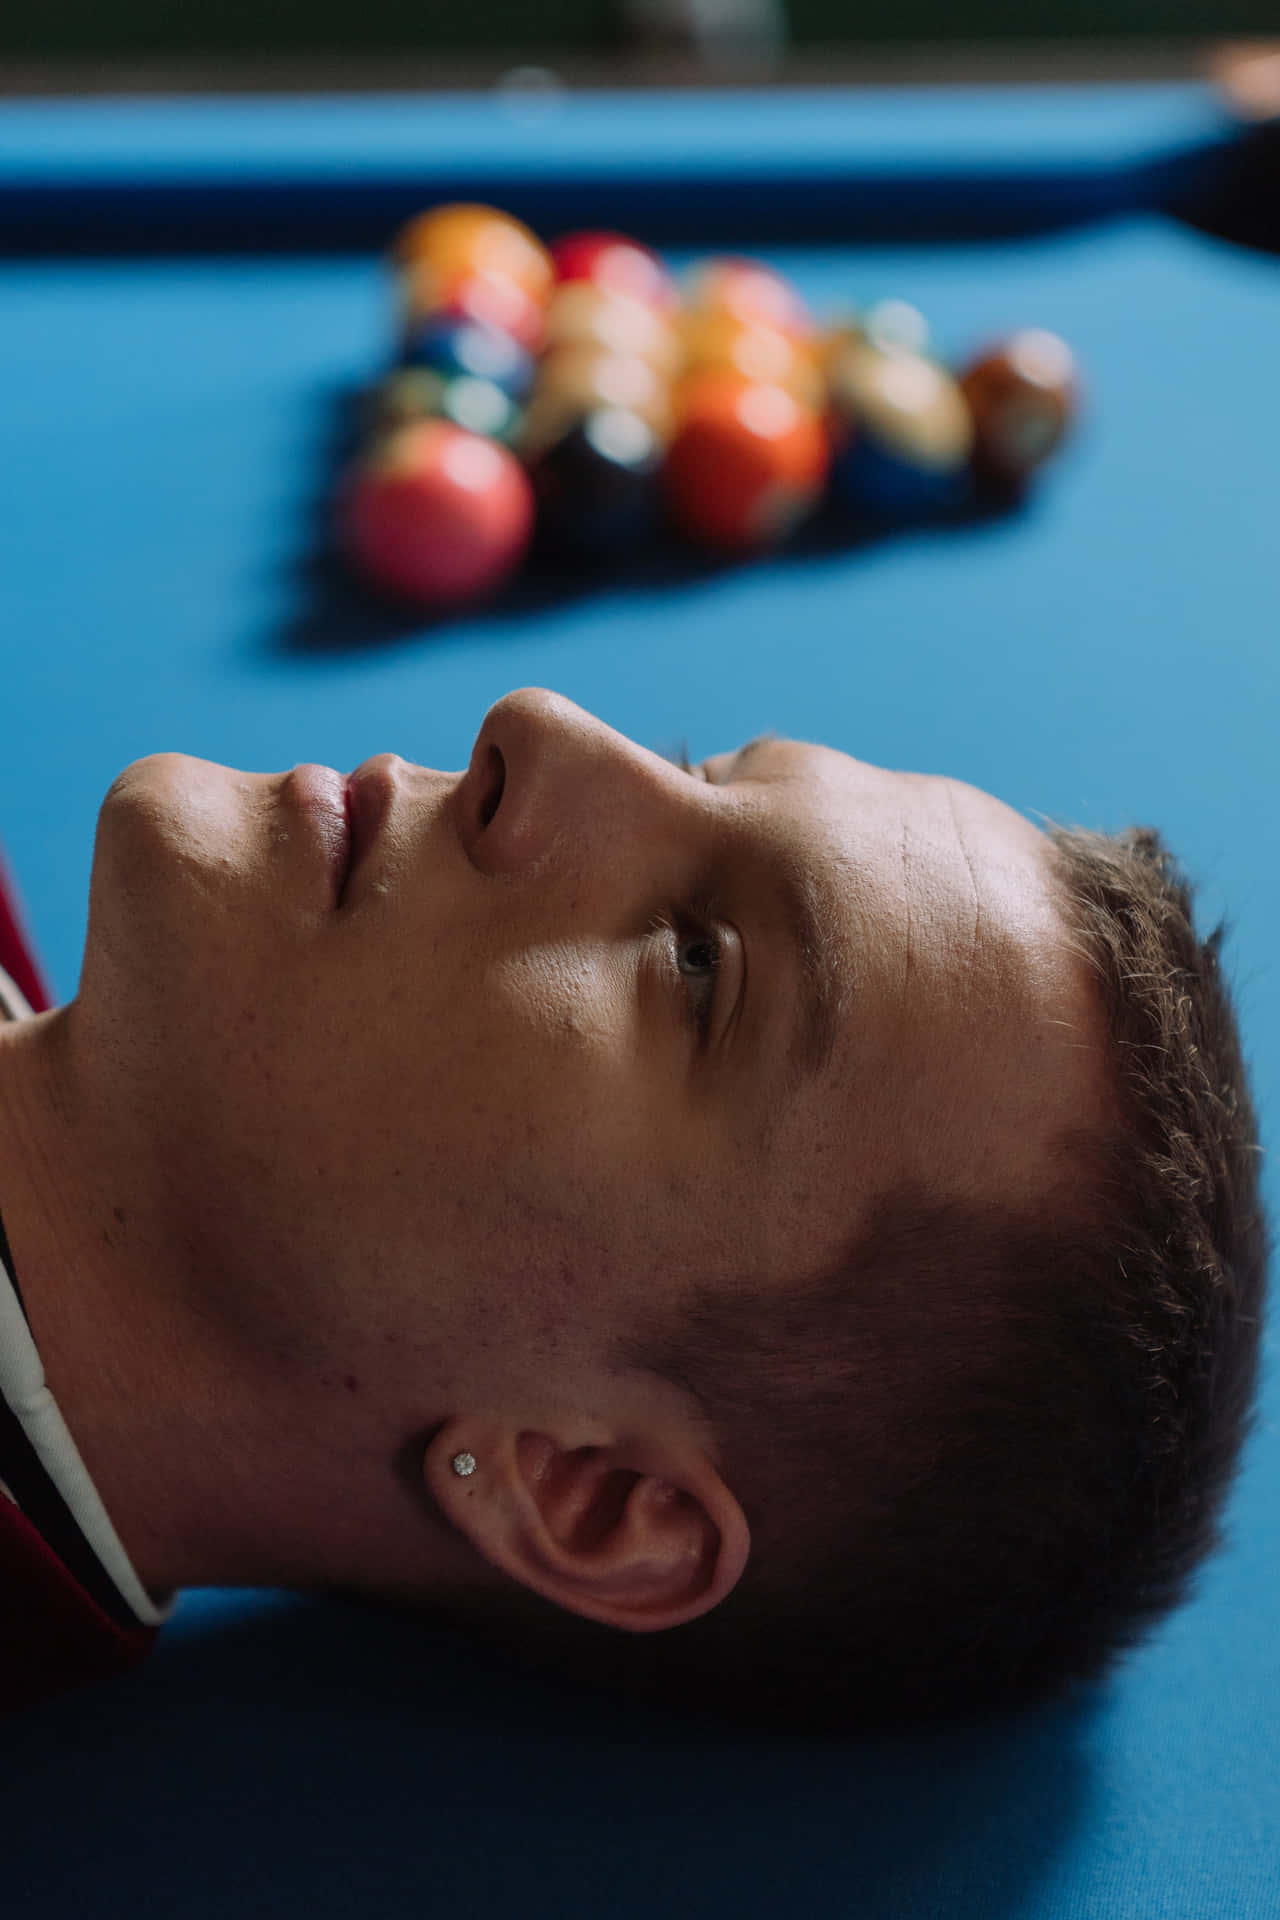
[392,203,553,304]
[663,372,830,550]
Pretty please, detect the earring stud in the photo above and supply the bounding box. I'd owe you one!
[451,1451,477,1477]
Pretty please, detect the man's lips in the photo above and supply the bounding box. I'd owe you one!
[281,756,401,907]
[340,756,400,905]
[281,764,350,906]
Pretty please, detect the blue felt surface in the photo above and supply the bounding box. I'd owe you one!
[0,88,1278,1917]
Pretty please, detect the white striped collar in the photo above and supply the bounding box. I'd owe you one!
[0,960,33,1024]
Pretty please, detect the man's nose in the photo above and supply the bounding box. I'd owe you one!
[453,687,688,879]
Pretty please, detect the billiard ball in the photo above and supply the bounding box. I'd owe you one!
[392,203,553,304]
[862,298,930,356]
[399,315,535,399]
[685,257,815,341]
[366,368,521,443]
[365,366,522,441]
[340,420,534,605]
[959,330,1077,484]
[827,340,973,514]
[517,345,675,459]
[541,283,683,375]
[679,312,825,407]
[399,262,547,352]
[530,406,664,555]
[363,368,446,436]
[663,373,830,550]
[550,231,680,313]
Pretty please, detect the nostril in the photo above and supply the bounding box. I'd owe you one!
[479,745,505,827]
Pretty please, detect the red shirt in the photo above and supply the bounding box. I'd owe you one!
[0,842,51,1016]
[0,846,159,1713]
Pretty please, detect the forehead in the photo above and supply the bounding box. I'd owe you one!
[732,738,1108,1233]
[752,738,1066,992]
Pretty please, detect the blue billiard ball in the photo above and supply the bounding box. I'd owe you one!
[400,315,535,401]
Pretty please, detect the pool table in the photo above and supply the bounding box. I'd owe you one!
[0,80,1278,1920]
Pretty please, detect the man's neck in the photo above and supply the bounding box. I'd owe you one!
[0,1007,182,1596]
[0,1008,483,1609]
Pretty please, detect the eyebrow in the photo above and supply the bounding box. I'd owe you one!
[723,737,847,1102]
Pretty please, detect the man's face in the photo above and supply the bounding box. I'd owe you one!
[77,689,1108,1406]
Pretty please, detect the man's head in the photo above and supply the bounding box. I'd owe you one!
[66,688,1266,1726]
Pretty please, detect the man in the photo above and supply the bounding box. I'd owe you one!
[0,688,1267,1728]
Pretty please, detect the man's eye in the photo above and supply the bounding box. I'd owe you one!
[649,908,722,1040]
[677,930,722,984]
[656,915,723,1041]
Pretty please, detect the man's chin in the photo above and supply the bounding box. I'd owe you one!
[97,755,293,900]
[84,757,300,1009]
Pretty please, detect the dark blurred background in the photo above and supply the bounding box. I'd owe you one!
[1,0,1276,91]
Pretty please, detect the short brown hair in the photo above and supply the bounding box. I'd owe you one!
[415,822,1269,1733]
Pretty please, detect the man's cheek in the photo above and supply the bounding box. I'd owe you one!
[483,937,626,1055]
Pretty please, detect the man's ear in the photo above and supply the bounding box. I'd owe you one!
[425,1417,750,1632]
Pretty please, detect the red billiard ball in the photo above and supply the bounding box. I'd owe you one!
[663,372,830,550]
[959,330,1077,484]
[340,419,534,606]
[550,231,680,313]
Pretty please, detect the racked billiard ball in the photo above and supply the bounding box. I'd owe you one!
[550,231,679,313]
[393,203,553,304]
[685,256,815,342]
[529,406,664,555]
[365,368,521,444]
[400,315,535,400]
[959,330,1077,485]
[517,344,675,460]
[861,297,930,356]
[399,261,547,353]
[663,372,830,550]
[679,311,825,408]
[827,339,973,515]
[541,283,683,376]
[340,420,534,605]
